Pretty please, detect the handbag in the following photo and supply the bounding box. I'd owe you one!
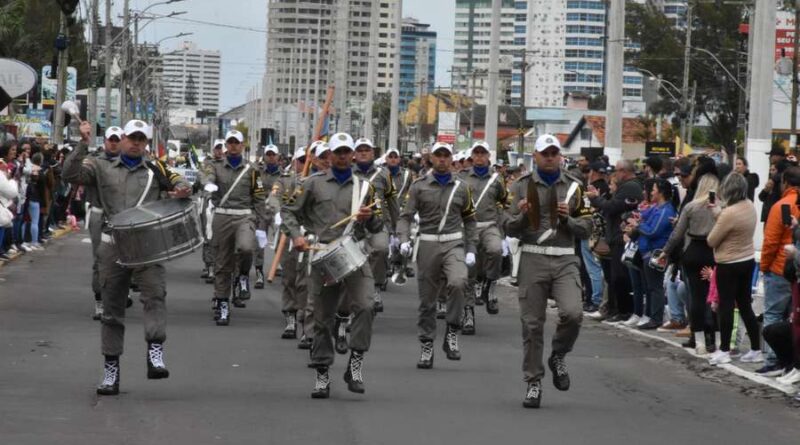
[0,205,13,228]
[621,240,642,270]
[591,238,611,257]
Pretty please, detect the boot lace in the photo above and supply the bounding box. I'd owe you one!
[337,317,347,338]
[420,342,433,361]
[552,354,567,376]
[463,309,474,328]
[219,301,229,319]
[526,382,541,399]
[148,344,165,368]
[239,276,249,291]
[315,369,330,390]
[487,281,497,302]
[102,361,119,386]
[446,329,459,352]
[285,314,296,330]
[349,352,364,382]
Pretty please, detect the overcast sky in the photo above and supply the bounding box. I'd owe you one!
[116,0,455,111]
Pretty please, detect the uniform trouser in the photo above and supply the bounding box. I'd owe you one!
[98,240,167,356]
[254,216,274,269]
[466,225,504,306]
[518,252,583,383]
[212,214,256,299]
[417,240,467,340]
[310,263,374,367]
[367,229,389,287]
[88,208,104,298]
[280,244,308,314]
[202,241,215,268]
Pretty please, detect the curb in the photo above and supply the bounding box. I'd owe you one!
[0,227,75,269]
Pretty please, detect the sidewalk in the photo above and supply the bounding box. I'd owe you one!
[0,225,75,270]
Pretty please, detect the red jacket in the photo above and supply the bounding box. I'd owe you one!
[761,188,800,276]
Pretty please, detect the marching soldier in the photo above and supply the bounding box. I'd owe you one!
[504,134,592,408]
[64,119,192,396]
[282,132,381,399]
[87,126,124,320]
[200,140,225,284]
[202,130,268,325]
[253,144,282,289]
[386,148,414,280]
[461,141,509,335]
[397,142,478,369]
[353,138,398,313]
[310,140,331,173]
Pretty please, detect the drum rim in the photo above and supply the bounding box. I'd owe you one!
[117,238,204,267]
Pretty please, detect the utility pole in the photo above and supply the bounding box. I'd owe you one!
[416,79,426,149]
[605,0,625,164]
[87,0,99,130]
[53,12,69,145]
[120,0,130,123]
[434,86,441,136]
[104,0,113,128]
[791,0,800,151]
[518,50,528,154]
[485,0,501,154]
[680,4,693,155]
[656,74,663,142]
[363,0,380,141]
[469,70,478,146]
[389,0,403,150]
[687,80,697,146]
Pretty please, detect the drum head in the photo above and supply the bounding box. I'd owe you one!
[110,198,193,227]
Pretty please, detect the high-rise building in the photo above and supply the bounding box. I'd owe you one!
[453,0,517,106]
[399,18,437,112]
[653,0,688,28]
[161,41,221,112]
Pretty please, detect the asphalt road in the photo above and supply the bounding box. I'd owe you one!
[1,233,799,445]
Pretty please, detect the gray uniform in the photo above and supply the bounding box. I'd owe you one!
[199,157,219,269]
[254,164,282,269]
[397,174,478,340]
[354,164,398,288]
[390,167,413,214]
[504,169,592,383]
[282,169,382,366]
[202,158,268,300]
[85,150,117,298]
[63,142,189,357]
[274,171,309,316]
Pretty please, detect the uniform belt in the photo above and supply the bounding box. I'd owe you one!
[214,208,252,216]
[418,232,463,242]
[521,245,574,256]
[90,207,104,214]
[100,233,114,244]
[475,221,494,229]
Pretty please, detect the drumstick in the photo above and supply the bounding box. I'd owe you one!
[328,201,377,230]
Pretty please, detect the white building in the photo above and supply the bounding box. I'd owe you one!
[653,0,688,28]
[161,41,221,113]
[452,0,517,106]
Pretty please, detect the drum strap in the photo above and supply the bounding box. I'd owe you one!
[473,173,499,210]
[397,170,409,199]
[219,164,251,208]
[438,180,461,234]
[135,168,154,207]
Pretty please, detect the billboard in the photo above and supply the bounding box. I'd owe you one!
[40,65,77,106]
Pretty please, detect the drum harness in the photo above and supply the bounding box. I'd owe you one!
[101,165,156,244]
[205,164,252,241]
[412,179,462,263]
[472,172,499,229]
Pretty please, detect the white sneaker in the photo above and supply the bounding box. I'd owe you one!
[622,315,641,327]
[777,368,800,385]
[587,311,604,320]
[19,243,32,252]
[30,244,44,251]
[709,350,731,365]
[739,350,764,363]
[695,345,709,356]
[636,315,651,327]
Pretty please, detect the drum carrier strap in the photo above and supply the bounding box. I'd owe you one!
[136,168,155,207]
[438,180,462,234]
[473,172,499,210]
[218,164,251,208]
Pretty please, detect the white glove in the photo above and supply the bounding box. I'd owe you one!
[400,242,412,257]
[204,183,219,193]
[255,230,268,248]
[274,212,282,227]
[465,252,476,267]
[414,213,420,224]
[390,235,400,249]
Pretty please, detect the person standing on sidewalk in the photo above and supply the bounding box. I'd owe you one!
[504,135,592,409]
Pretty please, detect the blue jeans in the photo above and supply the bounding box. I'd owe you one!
[0,227,5,254]
[26,201,41,245]
[763,272,792,366]
[581,239,604,306]
[665,269,688,324]
[628,266,645,317]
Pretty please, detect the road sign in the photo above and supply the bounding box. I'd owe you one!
[0,59,37,98]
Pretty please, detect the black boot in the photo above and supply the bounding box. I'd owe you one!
[212,298,220,321]
[462,306,476,335]
[298,333,313,350]
[343,351,365,394]
[705,331,717,354]
[311,367,330,399]
[205,268,215,284]
[96,357,120,396]
[146,343,169,379]
[484,280,499,315]
[435,301,447,319]
[281,312,297,339]
[373,286,384,313]
[443,325,461,360]
[254,268,265,289]
[405,267,415,278]
[216,300,230,326]
[234,275,249,306]
[474,282,485,306]
[523,381,542,408]
[417,340,434,369]
[93,298,103,321]
[200,267,209,279]
[547,353,570,391]
[334,315,349,354]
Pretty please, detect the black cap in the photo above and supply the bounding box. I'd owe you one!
[678,163,693,177]
[589,161,609,173]
[768,146,787,157]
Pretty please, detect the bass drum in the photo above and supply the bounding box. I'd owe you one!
[108,198,203,267]
[311,236,368,287]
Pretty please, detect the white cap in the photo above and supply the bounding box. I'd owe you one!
[212,139,225,149]
[431,142,453,155]
[264,144,279,154]
[105,126,124,140]
[145,144,151,152]
[225,130,244,143]
[354,137,375,150]
[329,133,355,152]
[386,148,400,157]
[453,152,464,162]
[375,155,386,166]
[470,140,490,154]
[292,146,308,161]
[314,142,331,157]
[534,134,561,152]
[123,120,152,139]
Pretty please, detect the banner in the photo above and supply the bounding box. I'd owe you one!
[645,141,676,157]
[40,66,77,106]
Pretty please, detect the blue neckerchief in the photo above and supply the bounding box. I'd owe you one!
[474,165,489,177]
[120,154,142,169]
[389,165,400,176]
[357,162,373,174]
[227,155,243,169]
[433,172,452,186]
[332,166,352,185]
[265,163,279,174]
[537,168,560,186]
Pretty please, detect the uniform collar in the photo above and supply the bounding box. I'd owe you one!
[224,156,246,170]
[427,171,455,185]
[530,168,566,185]
[470,166,491,178]
[325,168,355,185]
[111,156,147,170]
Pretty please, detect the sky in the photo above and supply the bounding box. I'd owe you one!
[111,0,456,111]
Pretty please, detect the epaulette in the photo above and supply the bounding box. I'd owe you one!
[307,171,326,178]
[517,171,532,181]
[563,170,583,184]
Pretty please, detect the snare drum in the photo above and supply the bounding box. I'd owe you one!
[311,236,368,286]
[108,199,203,267]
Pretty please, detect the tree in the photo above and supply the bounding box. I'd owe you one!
[185,73,198,106]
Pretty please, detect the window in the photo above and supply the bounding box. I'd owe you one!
[565,49,603,59]
[565,61,603,71]
[623,88,642,97]
[566,1,604,10]
[566,12,605,22]
[565,37,603,46]
[623,76,642,85]
[566,24,605,34]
